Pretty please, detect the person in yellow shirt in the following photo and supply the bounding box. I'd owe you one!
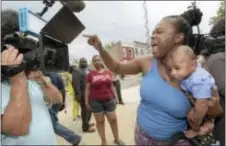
[64,72,81,124]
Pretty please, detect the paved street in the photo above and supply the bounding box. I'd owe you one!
[121,75,142,90]
[57,83,141,145]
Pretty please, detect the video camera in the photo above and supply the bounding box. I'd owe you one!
[190,33,225,56]
[1,1,85,78]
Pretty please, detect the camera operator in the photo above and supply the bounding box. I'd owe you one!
[1,10,62,145]
[205,18,225,146]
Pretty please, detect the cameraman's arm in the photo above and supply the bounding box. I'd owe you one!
[1,73,32,136]
[40,77,62,104]
[206,54,225,98]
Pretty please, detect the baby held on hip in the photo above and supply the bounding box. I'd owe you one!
[165,45,222,137]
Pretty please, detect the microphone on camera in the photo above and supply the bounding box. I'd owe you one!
[1,9,19,38]
[59,0,85,13]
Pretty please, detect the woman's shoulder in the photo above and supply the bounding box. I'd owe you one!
[135,55,153,66]
[136,55,153,62]
[137,55,154,73]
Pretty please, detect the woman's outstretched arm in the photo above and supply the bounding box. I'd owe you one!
[84,34,150,75]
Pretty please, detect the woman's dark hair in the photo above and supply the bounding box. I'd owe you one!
[210,18,225,38]
[163,8,203,48]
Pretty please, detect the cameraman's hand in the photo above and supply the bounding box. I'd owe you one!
[83,34,103,51]
[2,45,26,81]
[33,71,45,81]
[2,45,23,66]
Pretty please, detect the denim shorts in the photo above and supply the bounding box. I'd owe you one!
[89,98,116,113]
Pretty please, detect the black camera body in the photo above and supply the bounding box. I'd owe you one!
[191,33,225,56]
[1,5,85,79]
[204,35,225,55]
[1,33,40,77]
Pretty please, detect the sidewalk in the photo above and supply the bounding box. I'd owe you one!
[57,85,140,145]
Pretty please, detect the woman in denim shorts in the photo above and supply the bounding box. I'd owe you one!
[85,55,125,145]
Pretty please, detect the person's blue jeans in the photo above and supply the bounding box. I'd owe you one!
[48,106,81,145]
[54,122,81,145]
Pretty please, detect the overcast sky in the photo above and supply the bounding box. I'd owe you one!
[2,1,220,61]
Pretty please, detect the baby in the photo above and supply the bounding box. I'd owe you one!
[165,45,217,137]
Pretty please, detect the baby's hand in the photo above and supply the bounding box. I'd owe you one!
[184,120,214,138]
[184,129,199,138]
[198,120,214,135]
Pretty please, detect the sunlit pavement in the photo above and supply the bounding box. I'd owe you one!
[57,84,141,145]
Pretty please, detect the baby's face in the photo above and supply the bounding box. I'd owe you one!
[166,54,195,80]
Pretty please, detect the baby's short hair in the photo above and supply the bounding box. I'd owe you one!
[167,45,196,61]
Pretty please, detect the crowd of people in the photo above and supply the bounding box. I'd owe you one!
[1,41,125,145]
[1,7,225,146]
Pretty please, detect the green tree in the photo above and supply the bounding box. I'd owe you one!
[209,1,225,25]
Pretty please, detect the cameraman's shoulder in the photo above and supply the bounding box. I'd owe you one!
[206,52,225,68]
[210,52,225,61]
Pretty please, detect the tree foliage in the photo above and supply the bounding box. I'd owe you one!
[209,1,225,25]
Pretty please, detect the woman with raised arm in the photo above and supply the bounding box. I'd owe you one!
[84,8,210,145]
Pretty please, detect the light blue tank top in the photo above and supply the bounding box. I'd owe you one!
[137,58,191,140]
[1,80,57,145]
